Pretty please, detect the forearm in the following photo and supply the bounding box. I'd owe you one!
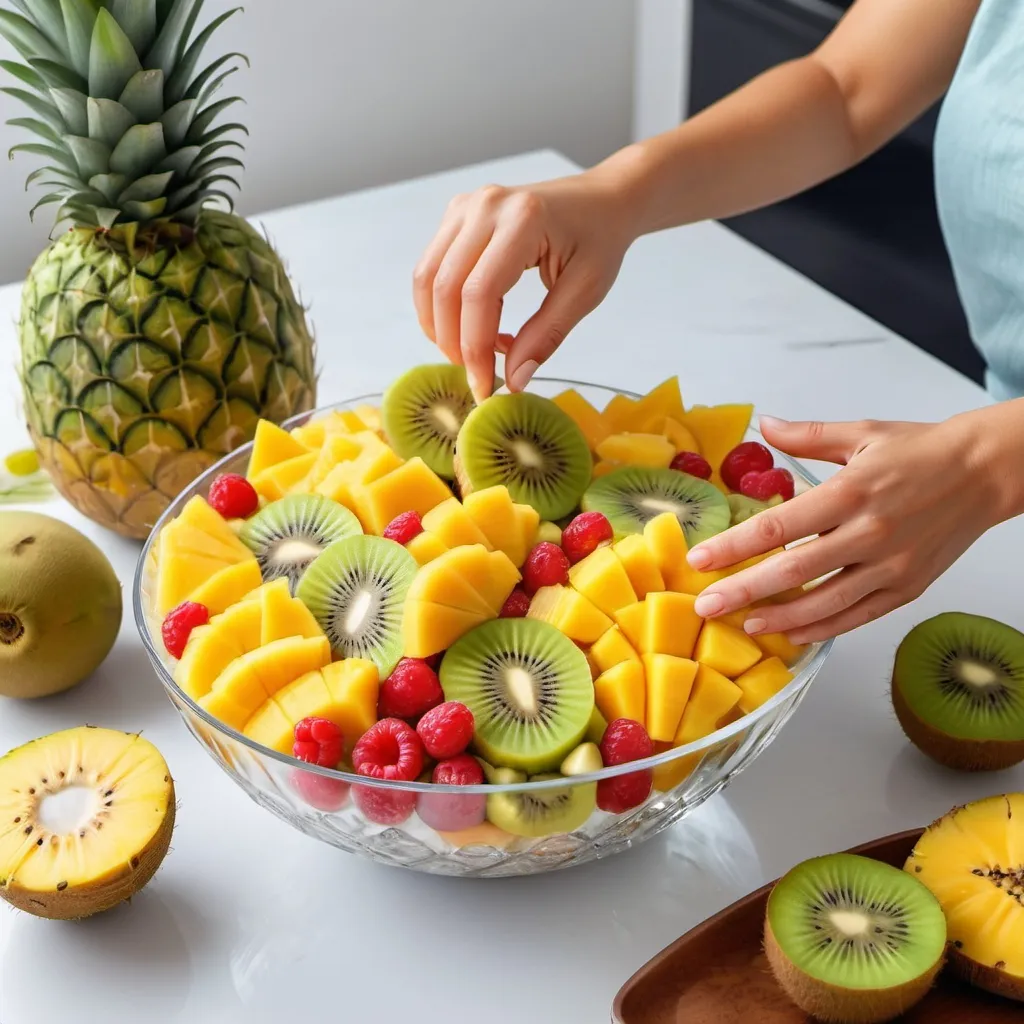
[956,399,1024,526]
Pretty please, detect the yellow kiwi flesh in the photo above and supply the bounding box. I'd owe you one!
[0,727,175,920]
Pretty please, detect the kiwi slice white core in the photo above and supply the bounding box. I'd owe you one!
[38,786,97,834]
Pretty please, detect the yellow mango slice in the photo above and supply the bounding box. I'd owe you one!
[177,495,253,558]
[248,419,311,478]
[408,545,502,616]
[679,404,754,488]
[673,547,785,598]
[643,591,702,658]
[673,664,742,746]
[352,456,453,535]
[613,535,665,598]
[593,659,646,725]
[173,599,265,698]
[643,653,698,742]
[430,545,520,613]
[422,497,493,550]
[403,599,489,658]
[694,619,762,679]
[157,546,230,616]
[662,417,701,454]
[321,659,379,749]
[259,578,325,644]
[603,393,641,432]
[552,389,611,451]
[596,432,675,468]
[755,631,808,667]
[642,512,689,591]
[734,657,794,714]
[527,585,612,644]
[514,502,540,557]
[591,461,618,479]
[568,546,638,617]
[243,698,298,754]
[613,600,647,652]
[162,521,248,563]
[590,625,641,674]
[303,434,363,491]
[633,377,685,429]
[198,687,255,731]
[406,531,449,566]
[354,405,382,432]
[290,421,327,448]
[463,486,525,566]
[250,452,318,501]
[187,558,262,615]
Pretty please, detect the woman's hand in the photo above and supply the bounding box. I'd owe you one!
[412,170,637,402]
[687,411,1009,643]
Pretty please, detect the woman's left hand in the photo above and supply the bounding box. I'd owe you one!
[687,412,1007,644]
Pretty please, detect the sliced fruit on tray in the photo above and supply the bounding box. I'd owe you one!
[765,851,947,1023]
[455,392,592,521]
[486,773,596,838]
[892,612,1024,772]
[440,618,595,773]
[0,727,175,920]
[905,793,1024,1002]
[241,494,362,594]
[642,654,699,742]
[582,466,730,546]
[297,534,418,677]
[612,534,666,599]
[590,625,642,673]
[381,363,476,477]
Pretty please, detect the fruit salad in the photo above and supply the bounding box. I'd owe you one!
[151,367,810,844]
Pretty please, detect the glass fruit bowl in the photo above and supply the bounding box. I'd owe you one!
[134,379,833,877]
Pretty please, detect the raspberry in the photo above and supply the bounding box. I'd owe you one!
[416,701,475,759]
[600,718,654,765]
[417,755,486,832]
[161,601,209,659]
[561,512,614,565]
[499,587,531,618]
[522,542,571,595]
[378,658,443,719]
[597,770,652,813]
[207,473,259,519]
[353,783,417,825]
[670,451,712,480]
[293,717,344,768]
[383,510,424,545]
[740,467,795,501]
[720,441,774,492]
[291,768,350,812]
[352,718,425,781]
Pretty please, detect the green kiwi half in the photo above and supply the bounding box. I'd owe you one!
[380,363,475,478]
[582,466,730,544]
[239,494,362,593]
[486,773,596,838]
[454,393,592,521]
[440,617,594,773]
[765,852,947,1023]
[296,535,417,677]
[892,611,1024,771]
[728,493,783,526]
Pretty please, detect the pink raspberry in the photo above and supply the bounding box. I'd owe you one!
[522,542,570,595]
[499,587,531,618]
[207,473,259,519]
[417,754,487,832]
[291,768,350,812]
[378,658,443,720]
[561,512,614,565]
[597,771,652,813]
[600,719,654,766]
[382,510,424,545]
[720,441,774,492]
[670,451,712,480]
[161,601,209,659]
[353,783,417,825]
[293,717,344,769]
[416,701,475,759]
[739,467,795,501]
[352,718,425,782]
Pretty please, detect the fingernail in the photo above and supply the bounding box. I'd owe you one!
[466,368,488,403]
[687,546,712,569]
[509,359,538,392]
[743,617,767,635]
[758,415,788,432]
[694,593,724,617]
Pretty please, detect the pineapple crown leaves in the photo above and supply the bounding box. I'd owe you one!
[0,0,249,230]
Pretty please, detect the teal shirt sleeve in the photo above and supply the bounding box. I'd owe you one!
[934,0,1024,400]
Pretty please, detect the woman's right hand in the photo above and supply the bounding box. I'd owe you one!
[412,169,638,402]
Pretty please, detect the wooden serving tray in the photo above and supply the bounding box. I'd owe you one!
[612,829,1019,1023]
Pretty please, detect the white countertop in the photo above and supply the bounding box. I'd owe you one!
[1,150,1020,1024]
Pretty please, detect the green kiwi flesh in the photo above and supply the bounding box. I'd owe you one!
[728,492,783,525]
[239,494,362,593]
[296,535,417,677]
[892,612,1024,771]
[381,363,475,477]
[455,393,592,521]
[440,618,594,773]
[486,774,596,838]
[582,466,730,545]
[765,852,947,1023]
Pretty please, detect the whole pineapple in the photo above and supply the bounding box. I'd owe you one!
[1,0,316,539]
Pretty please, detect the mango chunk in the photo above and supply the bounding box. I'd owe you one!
[403,599,489,658]
[593,659,645,725]
[596,432,675,468]
[694,619,762,678]
[528,585,612,644]
[352,456,453,535]
[187,558,263,614]
[679,404,753,488]
[590,625,641,674]
[250,452,317,501]
[248,419,311,478]
[673,664,742,746]
[462,486,526,566]
[422,497,493,549]
[613,534,665,599]
[406,531,449,566]
[553,389,611,451]
[734,657,794,714]
[568,546,638,617]
[643,591,702,658]
[643,653,698,742]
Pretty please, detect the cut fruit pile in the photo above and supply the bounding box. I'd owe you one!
[151,367,811,841]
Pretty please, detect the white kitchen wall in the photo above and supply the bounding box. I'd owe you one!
[0,0,636,284]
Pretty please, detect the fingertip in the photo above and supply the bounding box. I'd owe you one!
[686,546,713,570]
[507,359,539,393]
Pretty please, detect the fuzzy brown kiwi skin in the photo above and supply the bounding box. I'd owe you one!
[891,675,1024,772]
[764,918,944,1024]
[1,780,175,921]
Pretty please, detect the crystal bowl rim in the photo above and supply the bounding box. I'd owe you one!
[132,377,833,794]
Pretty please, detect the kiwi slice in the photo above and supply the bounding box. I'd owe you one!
[297,534,417,677]
[486,773,596,838]
[0,726,175,920]
[582,466,730,544]
[728,492,783,526]
[892,612,1024,772]
[765,852,947,1023]
[240,494,361,594]
[455,393,592,521]
[381,363,475,477]
[440,618,594,773]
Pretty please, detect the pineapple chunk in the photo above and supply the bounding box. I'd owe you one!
[406,531,449,566]
[596,432,675,468]
[612,535,665,598]
[187,558,262,614]
[462,486,526,566]
[527,585,612,644]
[408,545,504,616]
[248,420,311,478]
[552,389,611,451]
[643,592,702,658]
[259,578,325,644]
[250,452,317,501]
[693,619,762,678]
[290,421,327,448]
[590,625,641,674]
[734,657,794,714]
[672,664,742,746]
[351,457,453,535]
[643,653,698,742]
[421,497,493,549]
[679,404,754,488]
[354,404,382,432]
[593,659,646,725]
[568,546,638,617]
[613,600,647,652]
[402,599,489,658]
[662,417,701,455]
